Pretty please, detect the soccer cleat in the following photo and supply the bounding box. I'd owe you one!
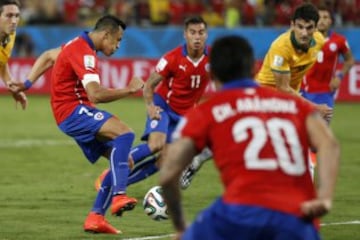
[83,212,121,234]
[111,194,138,216]
[180,163,199,189]
[94,168,110,191]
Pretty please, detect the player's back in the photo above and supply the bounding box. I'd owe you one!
[198,85,316,217]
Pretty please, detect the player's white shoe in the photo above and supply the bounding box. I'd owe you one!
[180,148,212,189]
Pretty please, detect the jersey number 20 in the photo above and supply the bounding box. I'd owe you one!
[232,117,306,176]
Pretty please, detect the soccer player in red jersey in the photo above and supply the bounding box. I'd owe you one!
[160,35,340,240]
[11,15,144,234]
[302,5,354,117]
[301,5,354,176]
[96,16,213,189]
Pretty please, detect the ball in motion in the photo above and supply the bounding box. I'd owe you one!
[143,186,169,221]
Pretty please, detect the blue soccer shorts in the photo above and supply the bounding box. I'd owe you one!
[141,94,181,143]
[182,198,321,240]
[58,104,113,164]
[301,90,336,108]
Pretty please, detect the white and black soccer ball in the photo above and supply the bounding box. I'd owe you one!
[143,186,169,221]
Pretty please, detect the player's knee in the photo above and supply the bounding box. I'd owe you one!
[148,139,166,153]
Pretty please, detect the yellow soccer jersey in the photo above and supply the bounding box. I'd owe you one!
[0,33,16,66]
[256,30,324,92]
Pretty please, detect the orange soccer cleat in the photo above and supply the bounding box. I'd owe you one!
[111,194,138,216]
[83,212,121,234]
[94,168,110,191]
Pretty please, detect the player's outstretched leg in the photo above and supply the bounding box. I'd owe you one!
[180,147,212,189]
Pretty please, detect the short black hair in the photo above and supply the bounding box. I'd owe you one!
[210,35,254,83]
[0,0,20,13]
[184,16,207,29]
[292,3,319,24]
[94,15,127,33]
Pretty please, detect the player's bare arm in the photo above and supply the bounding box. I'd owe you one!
[143,72,163,120]
[329,50,355,91]
[84,77,144,103]
[273,71,298,95]
[160,138,197,237]
[9,47,61,93]
[301,113,340,219]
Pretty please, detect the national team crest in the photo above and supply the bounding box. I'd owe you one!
[150,119,159,129]
[94,112,104,121]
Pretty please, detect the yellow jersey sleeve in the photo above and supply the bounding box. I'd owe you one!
[255,31,292,87]
[0,33,16,66]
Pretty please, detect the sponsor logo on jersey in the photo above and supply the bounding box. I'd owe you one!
[179,65,187,71]
[273,55,284,67]
[84,55,95,70]
[156,58,168,72]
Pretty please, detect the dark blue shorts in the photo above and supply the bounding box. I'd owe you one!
[182,198,321,240]
[300,90,335,108]
[58,105,113,163]
[141,94,181,143]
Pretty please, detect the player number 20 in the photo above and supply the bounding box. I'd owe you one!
[232,117,306,176]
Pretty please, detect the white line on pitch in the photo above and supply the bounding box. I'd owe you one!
[0,139,73,148]
[321,220,360,226]
[123,234,174,240]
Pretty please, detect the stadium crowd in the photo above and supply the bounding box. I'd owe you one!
[18,0,360,28]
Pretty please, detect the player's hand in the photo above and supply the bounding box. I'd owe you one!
[128,77,144,93]
[316,104,332,123]
[8,81,26,93]
[12,91,28,110]
[329,77,341,92]
[301,198,332,219]
[147,104,162,120]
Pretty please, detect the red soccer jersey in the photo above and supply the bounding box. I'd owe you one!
[155,44,210,115]
[176,84,317,217]
[50,32,98,124]
[302,31,350,93]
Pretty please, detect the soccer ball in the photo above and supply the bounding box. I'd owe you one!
[143,186,169,221]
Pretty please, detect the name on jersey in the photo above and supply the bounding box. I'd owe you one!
[212,97,298,122]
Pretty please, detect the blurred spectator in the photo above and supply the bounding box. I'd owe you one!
[262,0,276,26]
[169,0,185,25]
[108,0,135,25]
[225,0,241,28]
[184,0,205,19]
[27,1,63,25]
[63,0,81,25]
[202,3,224,27]
[134,0,150,26]
[149,0,170,25]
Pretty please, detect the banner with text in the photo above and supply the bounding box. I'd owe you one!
[1,58,359,102]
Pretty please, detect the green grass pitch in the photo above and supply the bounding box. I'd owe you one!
[0,95,359,240]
